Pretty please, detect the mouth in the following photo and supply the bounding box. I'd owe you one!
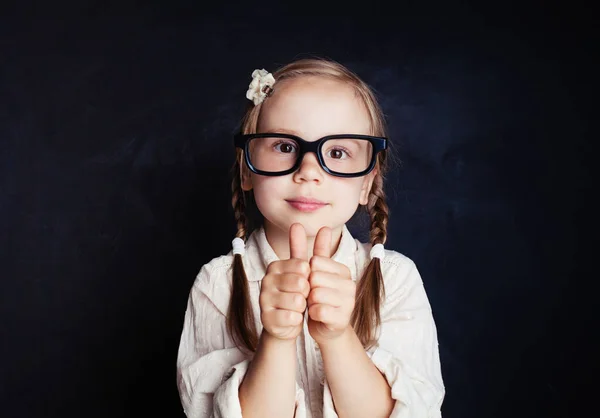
[285,197,328,212]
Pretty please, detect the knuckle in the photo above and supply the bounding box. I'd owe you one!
[309,289,319,304]
[281,260,297,275]
[285,310,296,323]
[294,293,306,310]
[343,265,352,278]
[266,261,278,273]
[295,275,306,290]
[259,291,273,307]
[295,260,310,275]
[262,272,275,287]
[308,271,318,287]
[311,304,324,319]
[303,280,311,295]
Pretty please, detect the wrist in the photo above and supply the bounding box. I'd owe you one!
[260,329,298,348]
[317,325,355,351]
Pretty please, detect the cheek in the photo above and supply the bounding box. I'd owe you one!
[329,179,367,214]
[329,182,363,221]
[250,175,286,209]
[331,179,365,199]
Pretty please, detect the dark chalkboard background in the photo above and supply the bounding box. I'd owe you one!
[1,2,593,417]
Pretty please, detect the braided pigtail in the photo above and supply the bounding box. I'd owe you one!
[226,152,259,352]
[351,173,389,349]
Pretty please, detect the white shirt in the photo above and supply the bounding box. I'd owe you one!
[176,224,445,417]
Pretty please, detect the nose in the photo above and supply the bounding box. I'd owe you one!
[293,152,324,184]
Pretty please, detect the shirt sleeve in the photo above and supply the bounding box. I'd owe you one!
[369,256,445,417]
[176,263,309,418]
[212,359,308,418]
[319,255,444,418]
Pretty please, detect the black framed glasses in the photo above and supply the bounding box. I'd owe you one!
[234,133,387,177]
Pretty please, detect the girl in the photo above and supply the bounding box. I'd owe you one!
[176,57,444,418]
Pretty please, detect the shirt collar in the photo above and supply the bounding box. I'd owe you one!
[245,224,359,281]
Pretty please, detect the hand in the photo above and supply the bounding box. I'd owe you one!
[307,226,356,345]
[259,223,311,341]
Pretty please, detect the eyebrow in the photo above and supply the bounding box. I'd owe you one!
[265,128,300,135]
[264,129,369,137]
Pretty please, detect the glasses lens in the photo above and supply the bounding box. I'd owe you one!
[247,136,299,173]
[247,136,375,175]
[321,138,373,174]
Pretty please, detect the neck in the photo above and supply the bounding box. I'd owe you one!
[263,220,344,260]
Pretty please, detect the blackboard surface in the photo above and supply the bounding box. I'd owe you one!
[1,3,592,418]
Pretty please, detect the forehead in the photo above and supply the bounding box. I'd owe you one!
[257,76,371,138]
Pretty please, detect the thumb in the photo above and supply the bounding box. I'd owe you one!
[289,223,308,260]
[313,226,332,258]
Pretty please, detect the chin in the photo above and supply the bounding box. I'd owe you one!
[272,217,340,238]
[295,223,323,238]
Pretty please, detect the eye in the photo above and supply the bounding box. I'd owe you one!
[273,141,298,153]
[326,148,349,159]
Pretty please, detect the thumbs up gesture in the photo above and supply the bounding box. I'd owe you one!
[307,225,356,345]
[259,223,356,344]
[259,223,311,341]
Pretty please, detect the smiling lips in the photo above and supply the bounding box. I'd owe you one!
[285,197,328,212]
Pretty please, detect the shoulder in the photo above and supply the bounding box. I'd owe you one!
[194,253,235,287]
[355,240,422,292]
[355,241,434,318]
[189,253,236,317]
[381,249,420,278]
[355,239,419,274]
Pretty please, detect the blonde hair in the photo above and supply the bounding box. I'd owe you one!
[228,57,390,352]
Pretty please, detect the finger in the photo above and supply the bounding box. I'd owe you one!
[309,271,356,293]
[307,287,342,308]
[289,223,308,261]
[273,291,307,313]
[263,309,304,327]
[309,255,351,277]
[312,226,332,258]
[267,259,310,277]
[276,273,310,298]
[307,303,339,326]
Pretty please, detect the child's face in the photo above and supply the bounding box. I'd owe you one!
[242,76,376,239]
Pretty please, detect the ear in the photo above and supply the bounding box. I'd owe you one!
[359,169,376,205]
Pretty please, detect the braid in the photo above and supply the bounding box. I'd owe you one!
[368,174,389,245]
[231,161,248,239]
[351,171,388,349]
[226,155,259,352]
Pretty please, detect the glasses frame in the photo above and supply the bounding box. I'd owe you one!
[234,133,387,178]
